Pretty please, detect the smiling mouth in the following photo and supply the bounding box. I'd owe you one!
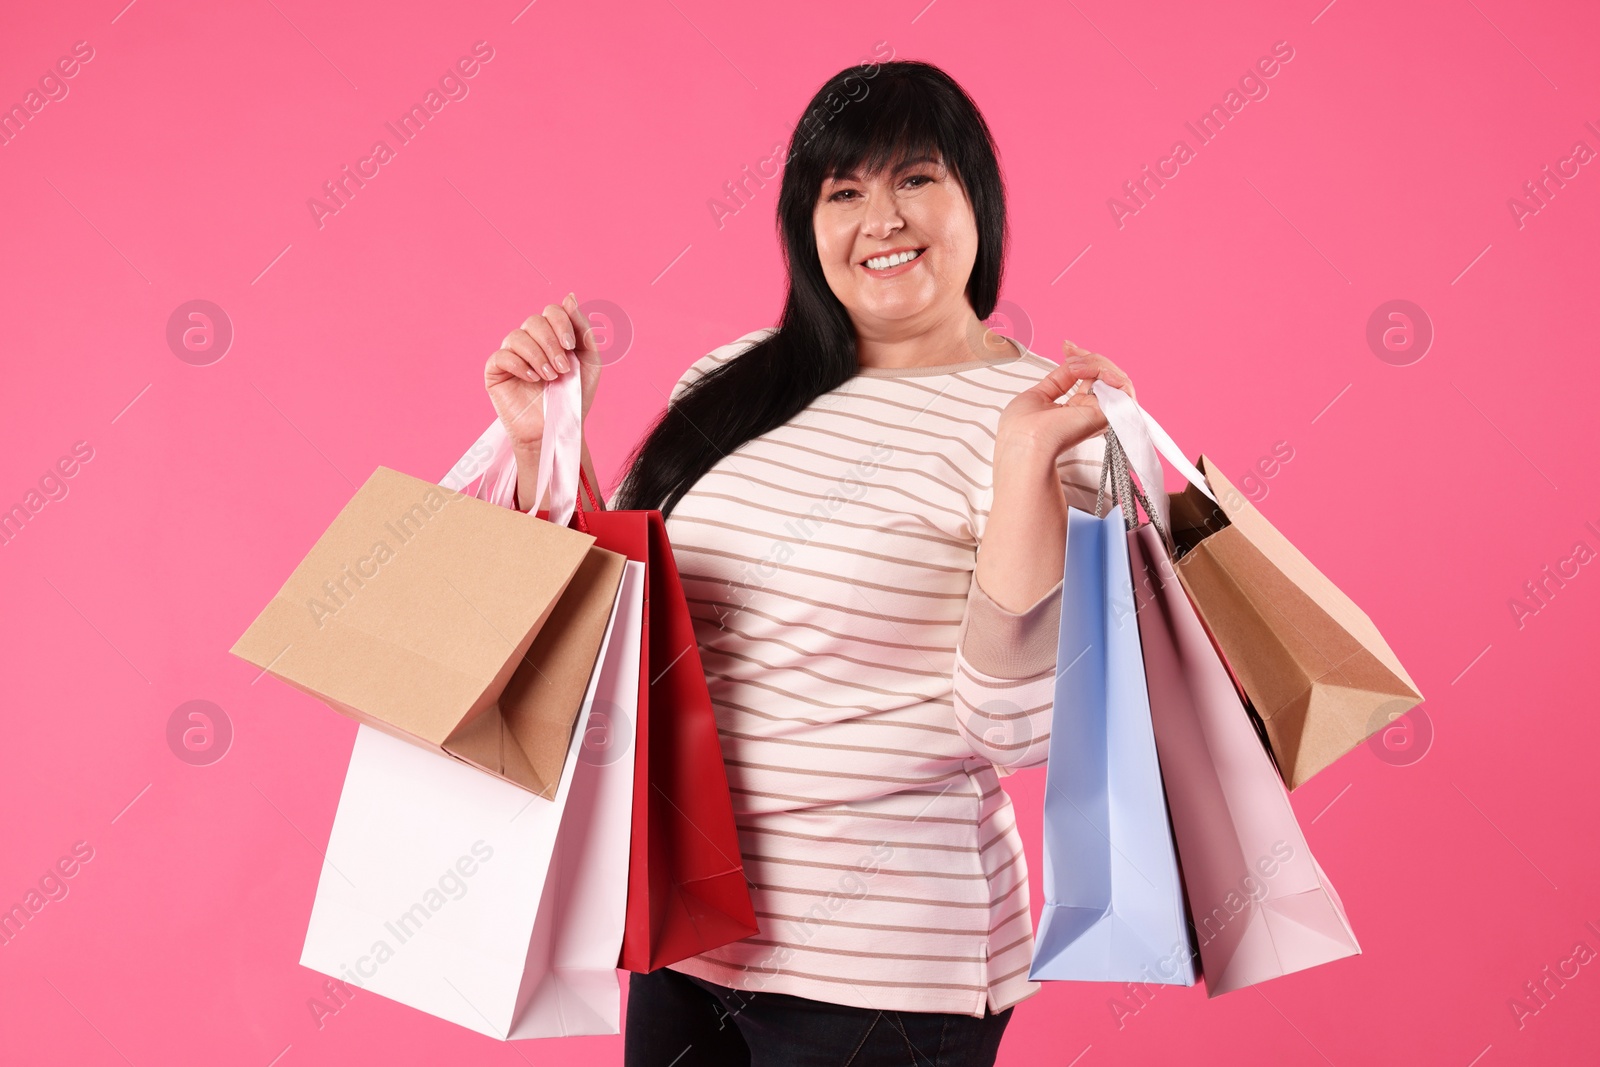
[861,248,926,271]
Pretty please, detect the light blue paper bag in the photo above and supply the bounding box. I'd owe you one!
[1029,477,1198,986]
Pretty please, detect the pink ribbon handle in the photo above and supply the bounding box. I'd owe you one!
[533,364,583,529]
[440,365,584,526]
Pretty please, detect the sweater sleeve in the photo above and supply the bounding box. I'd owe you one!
[950,431,1107,773]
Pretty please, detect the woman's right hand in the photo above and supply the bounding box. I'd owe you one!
[484,292,603,450]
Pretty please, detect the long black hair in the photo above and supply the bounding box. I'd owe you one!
[611,59,1010,518]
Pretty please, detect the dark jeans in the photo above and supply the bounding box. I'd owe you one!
[623,966,1013,1067]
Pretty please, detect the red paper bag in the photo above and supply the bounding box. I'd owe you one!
[446,388,756,973]
[566,485,760,973]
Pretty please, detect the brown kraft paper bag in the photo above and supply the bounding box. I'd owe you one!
[231,465,625,798]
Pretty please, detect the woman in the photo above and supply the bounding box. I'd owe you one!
[483,60,1137,1067]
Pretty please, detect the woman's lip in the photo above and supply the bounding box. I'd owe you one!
[860,250,926,277]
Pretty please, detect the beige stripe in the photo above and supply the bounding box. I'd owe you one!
[808,390,1004,441]
[679,575,963,629]
[741,824,985,855]
[986,931,1035,962]
[679,467,964,541]
[671,514,972,579]
[705,621,953,681]
[750,882,991,910]
[955,660,1054,689]
[729,790,976,824]
[677,546,969,600]
[686,596,955,656]
[989,961,1037,986]
[720,729,967,761]
[984,851,1024,881]
[956,718,1052,754]
[679,489,968,548]
[987,877,1026,910]
[713,695,961,737]
[672,531,960,585]
[973,473,1103,522]
[724,760,967,788]
[749,780,997,804]
[860,373,1025,410]
[957,691,1051,716]
[743,852,989,881]
[989,903,1032,936]
[672,505,960,559]
[697,460,973,528]
[695,962,989,994]
[708,647,951,697]
[742,433,989,496]
[805,408,993,466]
[718,448,974,516]
[753,877,1023,909]
[765,423,991,491]
[738,937,984,964]
[755,910,988,937]
[978,828,1013,853]
[684,492,966,550]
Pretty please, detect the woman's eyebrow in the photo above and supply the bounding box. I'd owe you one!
[828,154,943,183]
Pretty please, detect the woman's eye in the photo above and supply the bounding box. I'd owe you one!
[827,174,933,202]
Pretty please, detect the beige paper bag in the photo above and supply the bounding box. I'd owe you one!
[230,465,625,798]
[1168,458,1424,789]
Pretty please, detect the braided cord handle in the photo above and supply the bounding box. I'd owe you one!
[1094,427,1176,558]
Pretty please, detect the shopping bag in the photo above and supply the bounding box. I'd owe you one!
[299,556,645,1039]
[448,368,758,972]
[1029,445,1197,985]
[1086,382,1423,789]
[1095,382,1361,995]
[232,445,625,799]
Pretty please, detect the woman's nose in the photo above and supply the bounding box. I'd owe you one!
[862,196,904,238]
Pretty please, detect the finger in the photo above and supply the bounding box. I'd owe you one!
[1062,340,1123,381]
[487,347,543,386]
[502,330,558,381]
[563,292,600,363]
[520,314,571,376]
[537,304,577,370]
[1062,340,1136,401]
[541,302,578,354]
[1028,357,1092,404]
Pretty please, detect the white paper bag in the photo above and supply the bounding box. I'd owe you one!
[300,559,645,1039]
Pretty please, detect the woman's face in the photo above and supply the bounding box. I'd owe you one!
[813,151,978,332]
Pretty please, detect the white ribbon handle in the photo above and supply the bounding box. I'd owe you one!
[440,365,584,527]
[1090,380,1215,536]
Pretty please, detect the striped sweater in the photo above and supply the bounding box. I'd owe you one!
[638,327,1107,1018]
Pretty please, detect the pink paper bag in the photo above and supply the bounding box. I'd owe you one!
[1129,521,1360,995]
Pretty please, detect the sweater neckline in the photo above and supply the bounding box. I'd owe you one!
[854,334,1027,378]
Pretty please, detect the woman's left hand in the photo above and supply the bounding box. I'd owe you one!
[996,340,1138,456]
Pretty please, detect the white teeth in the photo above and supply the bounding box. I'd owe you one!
[865,249,922,270]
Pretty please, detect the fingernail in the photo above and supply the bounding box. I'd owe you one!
[556,352,571,372]
[562,333,575,350]
[566,291,577,305]
[541,365,556,380]
[525,368,539,381]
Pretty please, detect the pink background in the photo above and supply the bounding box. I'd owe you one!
[2,0,1596,1063]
